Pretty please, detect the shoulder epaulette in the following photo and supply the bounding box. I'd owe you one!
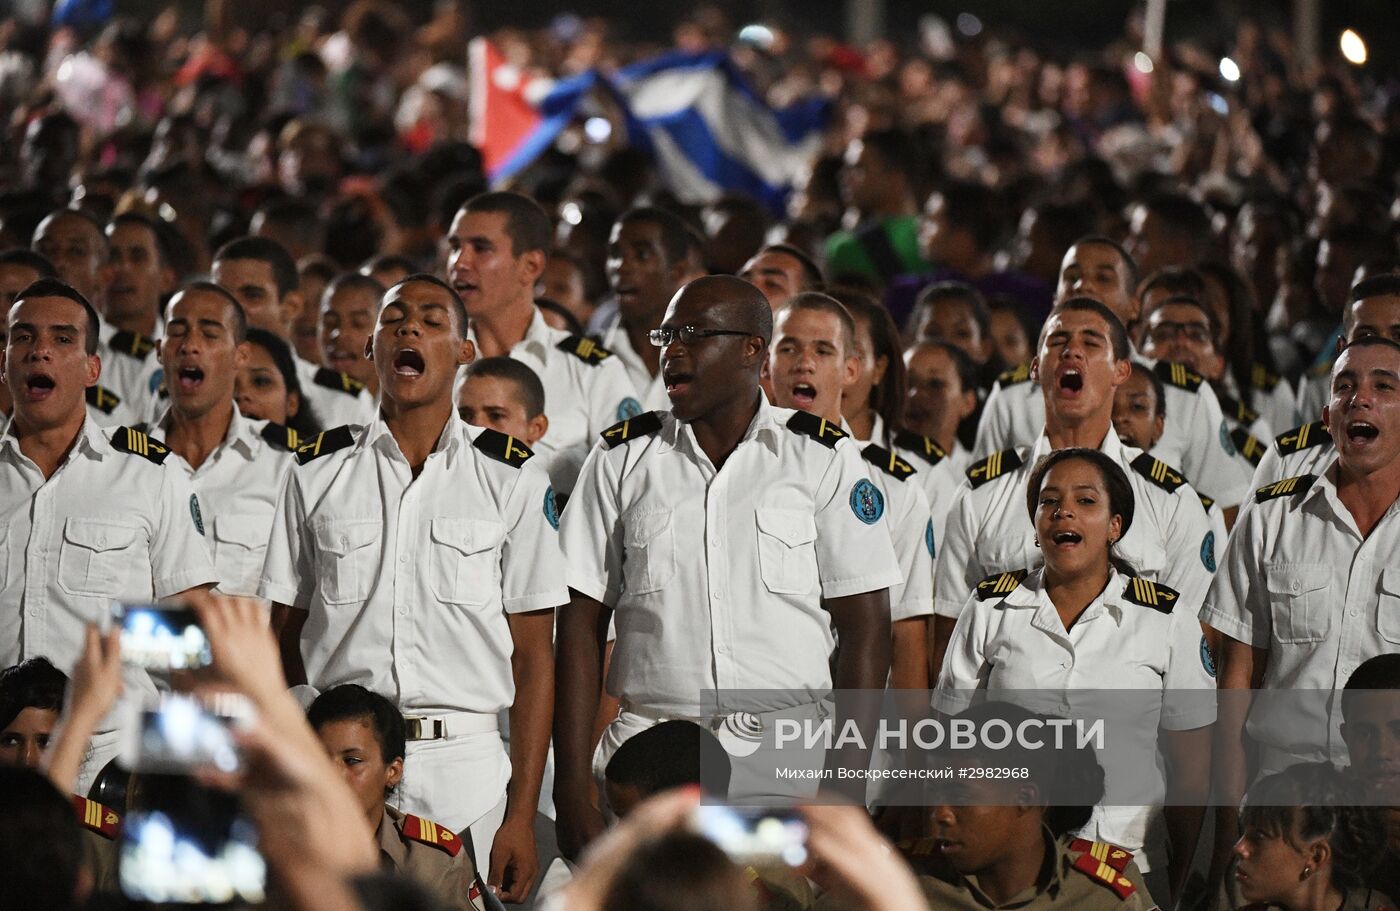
[861,444,915,482]
[1122,577,1179,613]
[1255,474,1317,503]
[976,569,1026,600]
[1308,357,1334,378]
[312,367,366,397]
[1071,850,1139,901]
[1067,839,1135,872]
[295,425,356,465]
[1129,452,1186,494]
[1231,428,1265,467]
[1217,392,1260,426]
[399,814,462,857]
[966,448,1022,488]
[556,334,613,365]
[71,795,120,839]
[1274,421,1330,454]
[1251,363,1281,390]
[893,430,946,467]
[259,421,300,452]
[110,426,170,464]
[996,360,1032,387]
[600,411,664,448]
[785,411,847,449]
[473,428,534,467]
[1154,360,1204,392]
[109,329,155,360]
[85,384,122,415]
[1198,492,1215,512]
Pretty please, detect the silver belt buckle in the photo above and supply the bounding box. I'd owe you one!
[405,716,446,741]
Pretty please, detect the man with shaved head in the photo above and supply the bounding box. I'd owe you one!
[554,275,902,858]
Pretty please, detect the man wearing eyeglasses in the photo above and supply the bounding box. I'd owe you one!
[553,275,902,860]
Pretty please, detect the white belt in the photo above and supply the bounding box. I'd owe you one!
[403,711,500,741]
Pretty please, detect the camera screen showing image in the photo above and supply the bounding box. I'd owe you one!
[120,774,266,905]
[129,693,249,774]
[114,603,212,670]
[691,805,810,867]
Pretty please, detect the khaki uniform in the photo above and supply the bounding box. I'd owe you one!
[747,863,815,911]
[71,795,120,895]
[378,805,487,911]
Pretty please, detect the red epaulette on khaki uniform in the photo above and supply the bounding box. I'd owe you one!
[400,813,462,857]
[71,795,121,839]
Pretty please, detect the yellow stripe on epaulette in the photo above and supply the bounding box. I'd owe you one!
[600,410,663,448]
[1072,852,1138,900]
[399,813,462,857]
[1255,474,1317,503]
[109,426,170,465]
[1154,360,1203,392]
[557,334,613,365]
[472,427,534,467]
[996,360,1032,387]
[1231,428,1265,466]
[1218,393,1260,426]
[71,795,120,838]
[294,425,356,465]
[1198,492,1215,512]
[1128,452,1185,493]
[786,410,848,449]
[312,367,366,397]
[1122,576,1179,613]
[861,443,915,481]
[975,569,1027,600]
[110,329,155,360]
[1274,421,1330,454]
[85,384,122,415]
[1251,363,1280,390]
[893,430,947,467]
[966,448,1023,488]
[259,421,300,451]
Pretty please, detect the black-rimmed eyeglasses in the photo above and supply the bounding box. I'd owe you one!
[647,326,753,347]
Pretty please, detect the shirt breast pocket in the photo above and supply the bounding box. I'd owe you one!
[1264,564,1332,645]
[622,509,674,595]
[211,515,268,587]
[755,508,818,595]
[313,519,380,605]
[59,518,143,597]
[429,517,504,607]
[1376,568,1400,644]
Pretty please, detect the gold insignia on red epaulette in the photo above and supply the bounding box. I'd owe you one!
[473,427,534,467]
[85,384,122,415]
[1069,838,1135,872]
[399,813,462,857]
[71,795,120,839]
[1232,428,1265,466]
[976,569,1026,600]
[1129,452,1185,494]
[967,448,1023,488]
[1072,851,1138,900]
[1251,363,1281,390]
[1122,577,1179,613]
[1274,421,1329,454]
[557,334,613,365]
[110,426,170,464]
[894,430,947,466]
[997,360,1032,387]
[600,410,663,448]
[1154,360,1204,392]
[1255,474,1317,503]
[259,421,299,451]
[312,367,366,397]
[295,425,356,465]
[110,329,155,360]
[861,443,915,481]
[786,410,847,449]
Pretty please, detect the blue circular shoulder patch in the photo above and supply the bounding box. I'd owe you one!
[189,493,205,536]
[849,478,884,525]
[1200,530,1216,572]
[1200,635,1217,678]
[543,486,560,530]
[148,367,165,395]
[617,397,643,421]
[1219,420,1235,455]
[925,519,935,557]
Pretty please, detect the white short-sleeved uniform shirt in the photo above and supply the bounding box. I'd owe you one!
[258,413,569,715]
[154,407,296,597]
[96,324,161,422]
[294,354,375,428]
[890,431,971,562]
[468,309,640,496]
[1200,461,1400,767]
[933,426,1217,623]
[846,430,934,622]
[974,358,1252,508]
[1295,362,1332,429]
[596,314,671,413]
[560,399,903,716]
[936,567,1216,868]
[0,417,218,717]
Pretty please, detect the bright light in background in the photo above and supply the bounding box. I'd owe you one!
[1340,29,1367,66]
[737,24,776,51]
[1133,52,1154,74]
[583,117,612,143]
[955,13,982,37]
[1218,57,1241,83]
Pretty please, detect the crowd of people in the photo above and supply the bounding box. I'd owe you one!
[1,2,1400,910]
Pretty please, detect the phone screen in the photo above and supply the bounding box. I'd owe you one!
[691,805,809,866]
[114,603,212,670]
[128,693,249,774]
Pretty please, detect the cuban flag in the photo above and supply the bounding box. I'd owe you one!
[478,48,829,215]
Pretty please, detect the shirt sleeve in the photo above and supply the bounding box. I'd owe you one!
[1171,383,1251,509]
[1160,594,1219,730]
[932,593,989,715]
[586,356,643,437]
[559,442,624,607]
[257,468,313,609]
[148,464,219,597]
[499,459,570,614]
[811,440,903,599]
[932,483,981,619]
[1198,506,1268,647]
[972,381,1013,459]
[1152,482,1216,621]
[888,479,934,622]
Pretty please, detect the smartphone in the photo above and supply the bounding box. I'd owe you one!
[113,602,212,670]
[691,804,810,867]
[120,773,266,905]
[126,693,251,775]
